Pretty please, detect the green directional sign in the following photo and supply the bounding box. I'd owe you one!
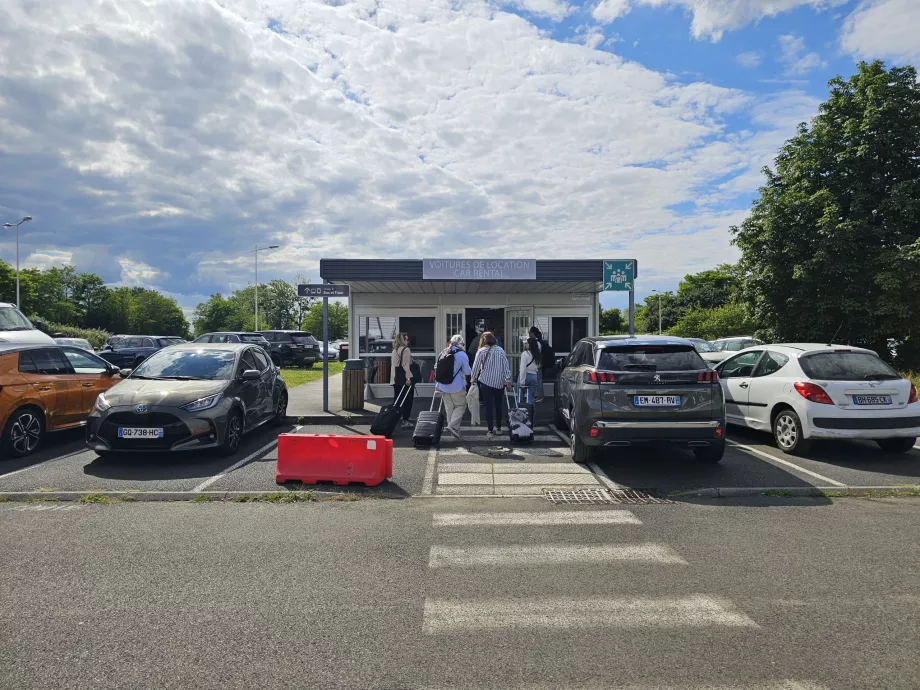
[603,260,635,291]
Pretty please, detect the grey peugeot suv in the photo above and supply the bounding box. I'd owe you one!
[554,336,726,463]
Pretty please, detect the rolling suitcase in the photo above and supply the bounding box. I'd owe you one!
[506,387,534,444]
[413,393,446,448]
[370,385,411,438]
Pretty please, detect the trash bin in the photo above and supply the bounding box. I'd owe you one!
[342,359,366,411]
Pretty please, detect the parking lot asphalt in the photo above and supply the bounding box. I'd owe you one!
[3,497,919,689]
[1,420,918,499]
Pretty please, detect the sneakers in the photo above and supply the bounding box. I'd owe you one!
[485,430,495,440]
[400,420,413,429]
[447,427,462,439]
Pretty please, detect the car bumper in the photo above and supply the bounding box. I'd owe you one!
[805,414,920,440]
[85,402,233,452]
[584,419,725,447]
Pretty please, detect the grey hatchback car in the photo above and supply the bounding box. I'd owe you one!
[554,336,726,463]
[85,343,288,457]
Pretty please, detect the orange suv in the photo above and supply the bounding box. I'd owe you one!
[0,344,123,458]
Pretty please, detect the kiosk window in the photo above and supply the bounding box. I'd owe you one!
[551,317,588,354]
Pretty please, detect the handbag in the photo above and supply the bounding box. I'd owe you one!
[465,380,481,426]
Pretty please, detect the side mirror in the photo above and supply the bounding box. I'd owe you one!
[106,365,121,376]
[241,369,261,381]
[119,368,133,377]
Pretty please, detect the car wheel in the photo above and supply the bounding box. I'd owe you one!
[876,437,916,454]
[570,411,596,464]
[773,409,810,455]
[2,408,44,458]
[303,362,314,369]
[274,392,288,425]
[220,410,243,457]
[694,441,725,464]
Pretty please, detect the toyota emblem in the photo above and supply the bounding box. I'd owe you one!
[135,404,149,414]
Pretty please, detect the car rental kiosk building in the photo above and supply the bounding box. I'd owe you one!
[319,258,627,399]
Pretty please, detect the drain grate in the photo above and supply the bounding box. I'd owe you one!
[542,488,675,505]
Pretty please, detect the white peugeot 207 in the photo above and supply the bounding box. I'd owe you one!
[714,343,919,455]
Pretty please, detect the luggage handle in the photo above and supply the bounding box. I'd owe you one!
[394,384,411,407]
[430,391,443,413]
[505,387,519,410]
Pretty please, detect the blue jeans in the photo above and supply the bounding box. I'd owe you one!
[522,372,538,404]
[480,383,504,432]
[535,367,544,399]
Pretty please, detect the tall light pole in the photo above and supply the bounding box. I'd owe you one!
[652,289,662,335]
[2,216,32,308]
[251,244,279,331]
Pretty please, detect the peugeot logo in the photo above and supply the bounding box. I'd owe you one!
[135,405,149,414]
[653,374,661,382]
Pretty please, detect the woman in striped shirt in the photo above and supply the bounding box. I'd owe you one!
[470,331,513,439]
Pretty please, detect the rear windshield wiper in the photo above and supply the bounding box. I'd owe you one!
[863,374,901,380]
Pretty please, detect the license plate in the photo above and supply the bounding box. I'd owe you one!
[852,395,892,405]
[634,395,681,407]
[118,427,164,439]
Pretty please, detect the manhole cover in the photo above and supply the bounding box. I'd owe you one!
[542,488,675,505]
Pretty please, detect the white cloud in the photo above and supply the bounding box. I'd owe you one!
[502,0,574,21]
[593,0,631,24]
[0,0,809,309]
[735,51,763,68]
[777,34,827,75]
[840,0,920,63]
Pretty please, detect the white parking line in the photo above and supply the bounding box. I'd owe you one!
[549,426,622,490]
[192,440,278,492]
[421,447,437,495]
[428,543,687,568]
[728,441,846,487]
[432,510,642,526]
[0,448,90,481]
[422,595,757,633]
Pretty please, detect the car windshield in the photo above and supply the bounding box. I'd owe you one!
[800,352,901,381]
[716,340,745,351]
[691,339,717,353]
[131,348,236,380]
[598,345,706,371]
[0,306,35,331]
[240,334,266,343]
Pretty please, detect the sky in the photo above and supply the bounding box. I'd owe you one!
[0,0,918,318]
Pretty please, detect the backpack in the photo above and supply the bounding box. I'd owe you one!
[540,340,556,370]
[435,347,458,385]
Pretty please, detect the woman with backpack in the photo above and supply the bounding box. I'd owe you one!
[434,334,472,439]
[470,331,512,440]
[391,332,417,429]
[518,337,542,405]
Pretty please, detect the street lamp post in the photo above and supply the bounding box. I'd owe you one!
[652,289,662,335]
[2,216,32,308]
[251,244,279,331]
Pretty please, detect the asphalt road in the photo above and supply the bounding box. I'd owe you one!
[2,497,919,689]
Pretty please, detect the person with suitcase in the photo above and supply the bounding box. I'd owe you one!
[518,337,541,405]
[470,331,512,441]
[434,334,472,439]
[505,387,535,443]
[391,332,418,429]
[370,385,412,438]
[413,392,446,448]
[529,326,553,403]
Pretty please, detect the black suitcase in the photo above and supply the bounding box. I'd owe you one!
[370,385,411,438]
[413,394,446,448]
[506,388,534,443]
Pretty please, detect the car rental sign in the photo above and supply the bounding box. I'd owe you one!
[422,259,537,280]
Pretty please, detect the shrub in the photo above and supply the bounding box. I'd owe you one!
[31,317,111,349]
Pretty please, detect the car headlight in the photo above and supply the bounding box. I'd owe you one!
[94,393,111,412]
[181,394,222,412]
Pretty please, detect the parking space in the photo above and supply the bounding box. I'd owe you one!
[1,419,917,498]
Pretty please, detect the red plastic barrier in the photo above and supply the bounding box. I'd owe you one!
[276,434,393,486]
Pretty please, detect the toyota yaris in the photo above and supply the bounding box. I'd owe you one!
[86,343,288,457]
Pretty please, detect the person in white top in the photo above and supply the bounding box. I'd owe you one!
[518,337,541,405]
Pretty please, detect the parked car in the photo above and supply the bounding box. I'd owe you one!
[86,343,287,457]
[0,344,123,457]
[320,340,339,361]
[701,336,765,366]
[715,344,919,455]
[98,335,185,370]
[54,337,95,352]
[554,336,726,464]
[194,332,271,350]
[0,303,55,345]
[259,330,320,368]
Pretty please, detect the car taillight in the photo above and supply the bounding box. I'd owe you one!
[697,370,718,382]
[909,384,918,405]
[584,371,616,383]
[794,381,834,405]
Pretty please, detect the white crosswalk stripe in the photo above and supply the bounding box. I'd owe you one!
[432,510,642,526]
[428,542,687,568]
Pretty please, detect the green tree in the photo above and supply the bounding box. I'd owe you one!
[131,288,188,336]
[194,293,244,335]
[675,264,741,312]
[636,291,680,334]
[733,61,920,368]
[302,301,348,340]
[599,307,624,334]
[669,302,758,341]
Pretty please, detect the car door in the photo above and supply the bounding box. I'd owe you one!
[60,347,118,417]
[745,350,791,430]
[560,343,590,421]
[716,350,764,426]
[555,344,579,416]
[252,347,276,419]
[237,349,264,428]
[17,348,84,428]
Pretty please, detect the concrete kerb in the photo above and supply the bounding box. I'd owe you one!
[668,485,920,499]
[0,490,402,502]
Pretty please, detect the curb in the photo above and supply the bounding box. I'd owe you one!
[669,485,920,499]
[0,489,402,503]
